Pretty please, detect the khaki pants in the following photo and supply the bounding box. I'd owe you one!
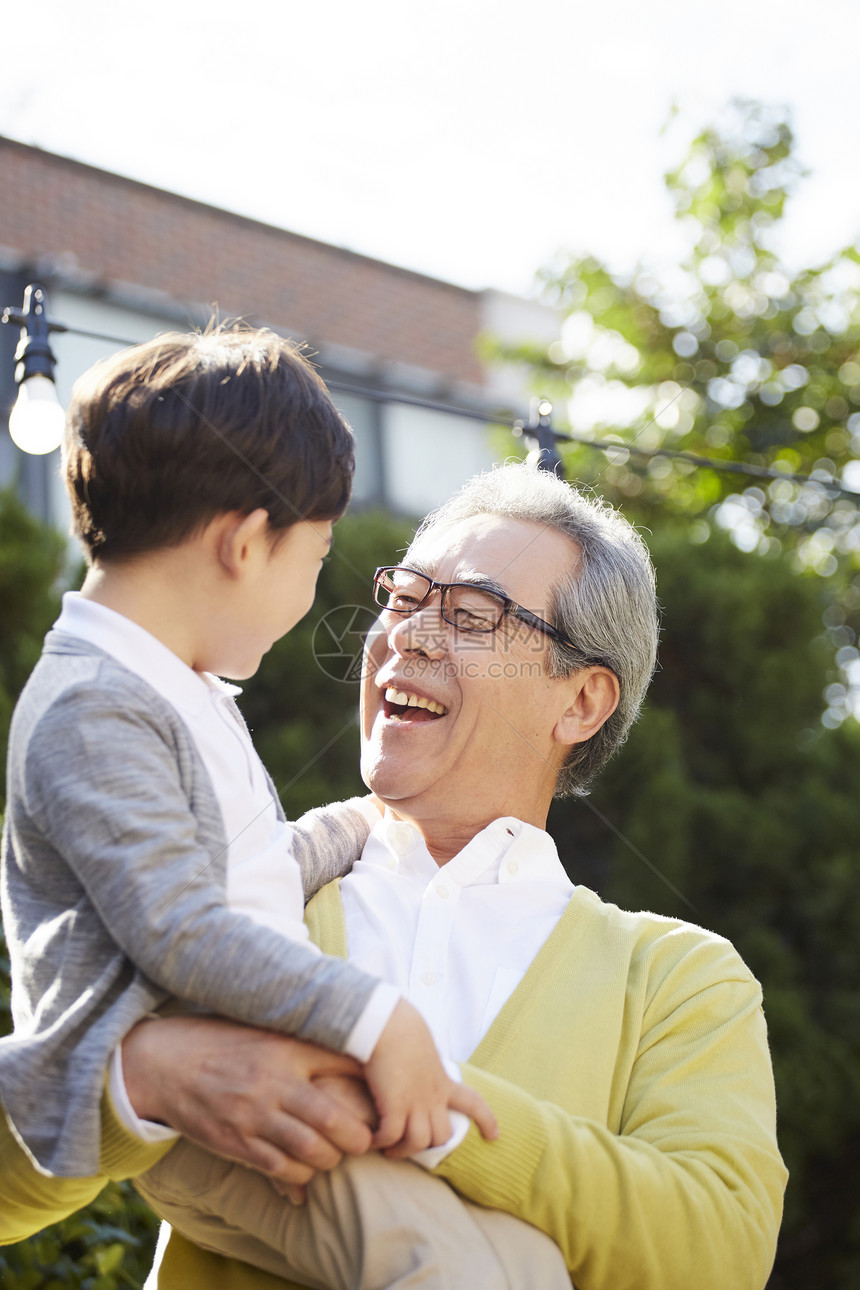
[137,1139,570,1289]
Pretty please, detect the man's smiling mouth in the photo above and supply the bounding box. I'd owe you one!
[383,686,448,723]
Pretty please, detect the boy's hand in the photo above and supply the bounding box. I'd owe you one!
[364,999,498,1159]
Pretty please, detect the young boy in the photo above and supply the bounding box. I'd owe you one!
[0,328,573,1289]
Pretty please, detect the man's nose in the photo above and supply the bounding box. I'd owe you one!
[389,601,449,659]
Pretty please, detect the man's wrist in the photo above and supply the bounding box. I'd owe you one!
[109,1041,178,1144]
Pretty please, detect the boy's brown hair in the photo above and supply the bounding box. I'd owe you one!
[64,326,355,562]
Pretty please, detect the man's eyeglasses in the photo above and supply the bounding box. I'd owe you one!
[373,565,585,654]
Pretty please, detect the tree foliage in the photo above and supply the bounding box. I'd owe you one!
[0,489,66,815]
[493,98,860,725]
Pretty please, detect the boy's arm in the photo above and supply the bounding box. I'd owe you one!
[290,797,382,900]
[23,690,386,1058]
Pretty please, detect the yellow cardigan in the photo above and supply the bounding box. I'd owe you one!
[1,882,787,1289]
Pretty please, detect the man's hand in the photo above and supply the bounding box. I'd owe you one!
[313,1072,378,1129]
[364,998,498,1158]
[121,1016,373,1185]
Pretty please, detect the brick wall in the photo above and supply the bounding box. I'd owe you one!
[0,137,483,386]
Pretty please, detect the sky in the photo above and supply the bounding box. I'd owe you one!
[2,0,860,297]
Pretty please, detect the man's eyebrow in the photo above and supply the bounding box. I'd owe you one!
[453,572,511,599]
[406,559,511,600]
[403,556,433,576]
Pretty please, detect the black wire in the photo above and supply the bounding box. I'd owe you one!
[31,321,860,504]
[547,429,860,503]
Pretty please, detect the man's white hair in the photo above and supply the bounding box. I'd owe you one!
[408,462,659,796]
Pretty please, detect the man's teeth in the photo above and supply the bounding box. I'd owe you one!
[384,686,447,716]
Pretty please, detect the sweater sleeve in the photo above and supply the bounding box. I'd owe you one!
[0,1076,171,1246]
[292,797,381,900]
[437,970,786,1290]
[21,686,380,1056]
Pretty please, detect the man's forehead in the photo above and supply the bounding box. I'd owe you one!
[406,513,579,584]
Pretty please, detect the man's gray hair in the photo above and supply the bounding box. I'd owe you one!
[408,462,659,796]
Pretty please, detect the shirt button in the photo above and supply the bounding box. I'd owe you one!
[507,860,519,875]
[421,971,438,986]
[388,823,413,856]
[436,885,449,899]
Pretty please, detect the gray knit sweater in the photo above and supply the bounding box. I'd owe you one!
[0,632,376,1176]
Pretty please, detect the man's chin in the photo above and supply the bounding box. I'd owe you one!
[360,746,429,806]
[359,760,402,803]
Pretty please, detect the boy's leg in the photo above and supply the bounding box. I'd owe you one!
[464,1205,570,1287]
[137,1140,570,1289]
[290,1152,570,1289]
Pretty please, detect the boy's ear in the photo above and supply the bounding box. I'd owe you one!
[553,666,620,751]
[214,508,271,577]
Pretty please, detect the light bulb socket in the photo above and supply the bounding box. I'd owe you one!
[2,284,69,455]
[2,283,66,387]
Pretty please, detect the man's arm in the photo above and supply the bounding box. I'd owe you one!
[437,972,787,1290]
[121,1017,375,1182]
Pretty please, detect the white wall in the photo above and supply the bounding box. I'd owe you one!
[480,288,561,409]
[327,390,381,507]
[381,403,496,517]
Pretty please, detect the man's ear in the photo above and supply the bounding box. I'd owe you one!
[213,508,271,577]
[553,667,620,750]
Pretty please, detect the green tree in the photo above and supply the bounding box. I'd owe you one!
[492,98,860,723]
[0,489,66,814]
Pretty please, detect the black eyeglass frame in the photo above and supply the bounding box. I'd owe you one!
[372,564,593,658]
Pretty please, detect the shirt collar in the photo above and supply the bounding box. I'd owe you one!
[372,810,572,892]
[53,591,241,718]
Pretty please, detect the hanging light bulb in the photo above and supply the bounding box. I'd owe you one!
[2,283,67,456]
[9,372,66,455]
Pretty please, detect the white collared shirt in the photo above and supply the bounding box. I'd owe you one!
[341,812,574,1065]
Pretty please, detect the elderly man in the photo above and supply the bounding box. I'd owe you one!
[1,464,786,1288]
